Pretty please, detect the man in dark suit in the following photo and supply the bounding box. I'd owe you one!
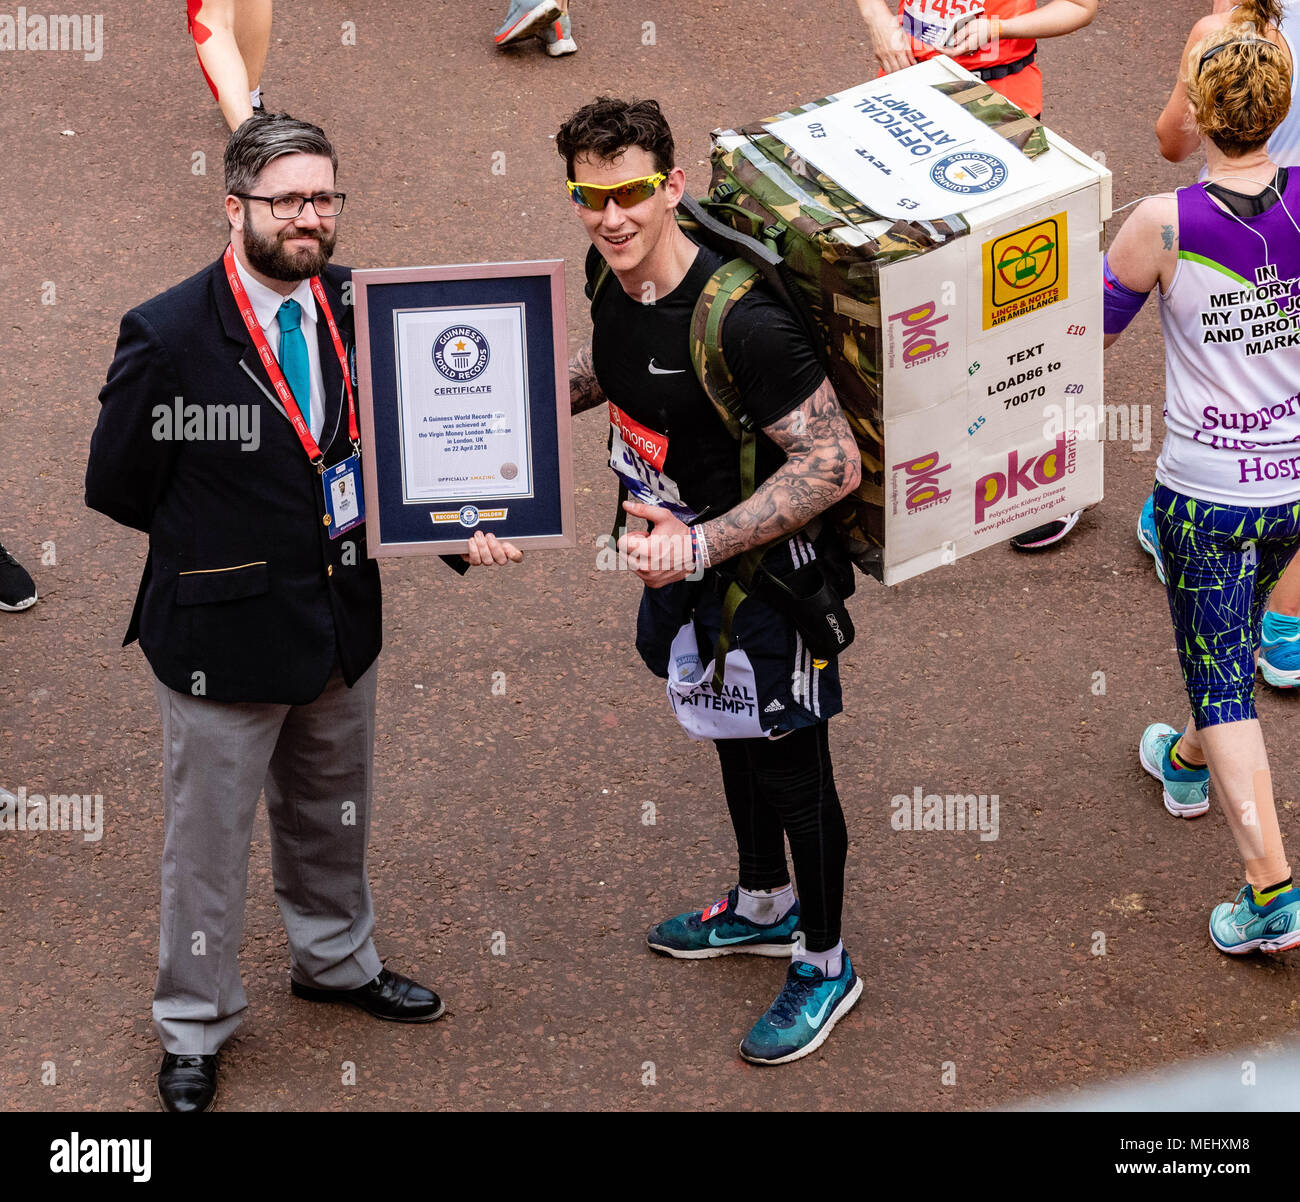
[86,114,520,1112]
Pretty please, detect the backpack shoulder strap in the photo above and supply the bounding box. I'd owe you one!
[688,258,770,696]
[584,241,612,310]
[688,257,762,442]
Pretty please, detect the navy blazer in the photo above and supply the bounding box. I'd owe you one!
[86,253,457,705]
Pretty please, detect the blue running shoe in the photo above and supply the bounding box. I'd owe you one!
[1138,722,1210,818]
[540,9,577,54]
[740,954,862,1065]
[1259,610,1300,689]
[1210,884,1300,954]
[494,0,561,45]
[647,887,799,959]
[1137,493,1166,585]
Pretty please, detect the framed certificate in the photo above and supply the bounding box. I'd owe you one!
[352,260,575,555]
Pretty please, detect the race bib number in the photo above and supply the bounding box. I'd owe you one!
[608,401,696,521]
[901,0,984,47]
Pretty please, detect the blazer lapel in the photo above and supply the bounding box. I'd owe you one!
[314,280,346,453]
[214,253,354,453]
[213,253,295,425]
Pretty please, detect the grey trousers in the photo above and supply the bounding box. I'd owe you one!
[151,660,383,1054]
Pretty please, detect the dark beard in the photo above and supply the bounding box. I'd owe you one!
[242,223,336,281]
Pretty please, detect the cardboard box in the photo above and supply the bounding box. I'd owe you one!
[711,57,1111,584]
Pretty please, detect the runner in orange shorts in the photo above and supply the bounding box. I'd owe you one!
[188,0,273,131]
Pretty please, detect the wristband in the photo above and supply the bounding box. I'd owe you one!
[990,16,1002,41]
[693,523,712,571]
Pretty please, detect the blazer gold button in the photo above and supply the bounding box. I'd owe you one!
[323,514,332,527]
[328,564,334,576]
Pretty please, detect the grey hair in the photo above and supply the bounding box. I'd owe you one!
[223,113,338,197]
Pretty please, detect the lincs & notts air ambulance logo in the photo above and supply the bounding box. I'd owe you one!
[433,325,490,382]
[983,213,1068,330]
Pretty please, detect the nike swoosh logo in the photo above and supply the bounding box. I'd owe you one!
[708,930,756,946]
[648,360,686,375]
[805,993,835,1029]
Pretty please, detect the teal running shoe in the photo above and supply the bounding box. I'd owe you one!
[1210,884,1300,954]
[739,954,862,1065]
[540,9,577,55]
[1259,610,1300,689]
[494,0,561,45]
[1138,722,1210,818]
[647,887,799,959]
[1137,493,1166,585]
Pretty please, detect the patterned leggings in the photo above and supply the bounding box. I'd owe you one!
[1154,482,1300,728]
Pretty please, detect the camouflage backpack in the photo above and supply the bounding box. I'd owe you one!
[587,80,1049,680]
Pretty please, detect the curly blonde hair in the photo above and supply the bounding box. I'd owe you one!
[1184,25,1292,156]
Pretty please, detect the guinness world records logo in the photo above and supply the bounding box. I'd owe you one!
[433,325,490,382]
[929,151,1008,196]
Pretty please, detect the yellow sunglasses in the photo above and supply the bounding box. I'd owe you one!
[566,172,668,211]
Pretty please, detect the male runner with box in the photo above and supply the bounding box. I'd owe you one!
[560,97,864,1064]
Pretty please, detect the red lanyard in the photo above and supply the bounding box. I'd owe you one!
[223,243,360,469]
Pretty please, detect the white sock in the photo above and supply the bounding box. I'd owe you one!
[794,939,843,979]
[250,86,262,108]
[735,883,795,925]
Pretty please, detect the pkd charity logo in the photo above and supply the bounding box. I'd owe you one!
[433,325,490,382]
[893,450,951,514]
[888,301,949,369]
[983,213,1068,329]
[974,434,1075,525]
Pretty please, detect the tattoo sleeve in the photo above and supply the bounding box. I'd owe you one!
[569,342,606,416]
[699,378,862,566]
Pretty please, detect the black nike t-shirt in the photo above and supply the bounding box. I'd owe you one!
[589,238,826,521]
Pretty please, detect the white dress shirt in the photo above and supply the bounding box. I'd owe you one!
[232,251,326,441]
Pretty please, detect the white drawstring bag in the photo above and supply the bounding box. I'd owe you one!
[665,622,767,741]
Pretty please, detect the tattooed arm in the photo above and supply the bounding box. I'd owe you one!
[1103,194,1177,348]
[700,377,861,565]
[619,378,859,587]
[570,341,606,416]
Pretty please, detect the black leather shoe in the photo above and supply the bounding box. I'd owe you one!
[157,1053,218,1113]
[290,967,445,1022]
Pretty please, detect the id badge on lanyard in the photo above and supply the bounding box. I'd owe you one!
[322,455,365,537]
[901,0,984,47]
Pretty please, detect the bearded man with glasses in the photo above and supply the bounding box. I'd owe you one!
[86,113,519,1112]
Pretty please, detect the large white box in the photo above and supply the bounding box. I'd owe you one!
[737,57,1112,584]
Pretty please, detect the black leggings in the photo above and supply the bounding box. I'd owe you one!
[714,722,847,953]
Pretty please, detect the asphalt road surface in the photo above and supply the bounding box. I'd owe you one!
[6,1,1296,1112]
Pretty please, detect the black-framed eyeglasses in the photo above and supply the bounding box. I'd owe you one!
[234,191,347,219]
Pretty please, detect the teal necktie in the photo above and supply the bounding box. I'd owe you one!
[278,299,312,433]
